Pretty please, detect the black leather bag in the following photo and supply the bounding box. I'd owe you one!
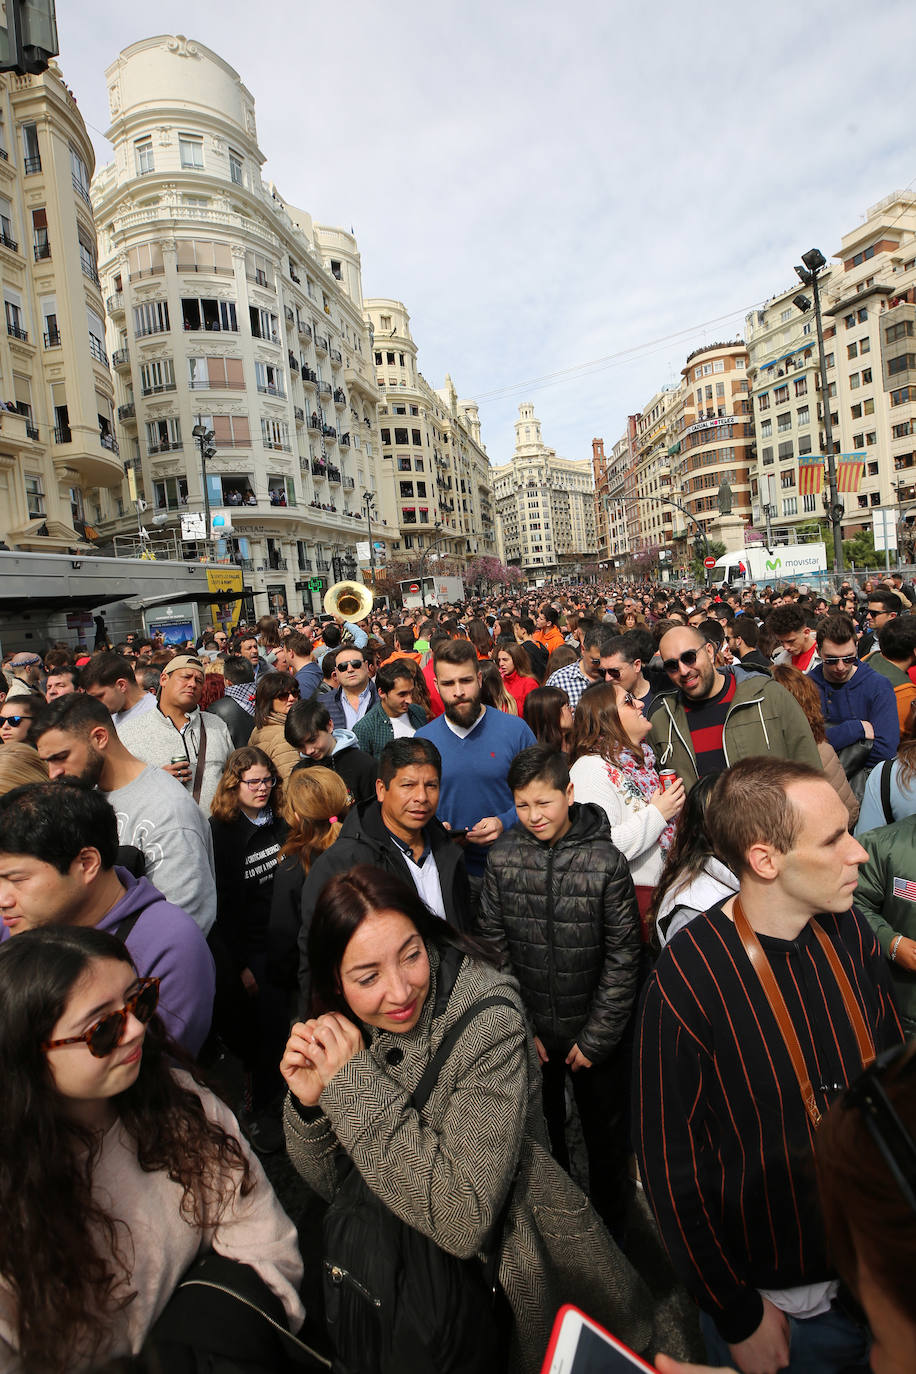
[837,739,873,803]
[321,997,514,1374]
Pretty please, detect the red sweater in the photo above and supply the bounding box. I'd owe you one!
[502,669,538,714]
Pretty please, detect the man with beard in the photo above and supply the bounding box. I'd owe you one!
[648,625,822,793]
[30,694,216,933]
[415,638,535,901]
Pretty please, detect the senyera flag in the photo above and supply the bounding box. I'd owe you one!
[798,454,824,496]
[835,452,866,494]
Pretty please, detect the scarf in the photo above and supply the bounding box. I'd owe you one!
[604,743,677,853]
[226,681,256,717]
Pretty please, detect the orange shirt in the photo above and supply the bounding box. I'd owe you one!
[534,624,565,655]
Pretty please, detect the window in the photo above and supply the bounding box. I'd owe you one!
[134,299,170,337]
[31,207,48,259]
[849,373,860,390]
[713,359,725,372]
[330,259,342,280]
[24,473,44,517]
[782,497,797,516]
[757,392,770,411]
[858,307,868,323]
[127,243,164,280]
[399,481,414,498]
[21,122,40,172]
[176,239,233,274]
[0,194,15,251]
[135,138,154,175]
[777,412,792,433]
[735,358,745,369]
[803,493,817,513]
[887,320,915,344]
[140,358,175,394]
[853,433,864,448]
[794,377,807,397]
[761,447,774,466]
[153,475,188,511]
[69,145,90,202]
[394,427,409,445]
[797,405,810,426]
[851,402,863,419]
[863,397,875,415]
[248,306,277,340]
[798,433,812,455]
[774,385,789,404]
[781,471,796,488]
[891,387,911,406]
[229,149,243,185]
[778,440,794,460]
[209,414,251,449]
[87,307,106,365]
[380,315,391,331]
[859,336,870,354]
[847,342,858,359]
[861,367,872,384]
[703,363,712,375]
[260,417,290,451]
[146,417,182,454]
[254,360,285,396]
[888,353,916,376]
[865,431,877,446]
[77,225,97,283]
[5,295,25,339]
[380,428,390,445]
[780,309,793,323]
[410,405,419,417]
[179,133,204,169]
[760,419,772,437]
[188,356,244,389]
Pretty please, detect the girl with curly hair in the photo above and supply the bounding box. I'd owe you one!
[0,926,303,1373]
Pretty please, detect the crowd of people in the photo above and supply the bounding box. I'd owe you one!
[0,574,913,1374]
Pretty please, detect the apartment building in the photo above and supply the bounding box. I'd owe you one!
[672,340,753,542]
[92,35,393,617]
[494,403,596,575]
[0,64,122,551]
[746,192,916,554]
[593,418,639,572]
[363,298,496,570]
[634,384,682,561]
[591,436,610,563]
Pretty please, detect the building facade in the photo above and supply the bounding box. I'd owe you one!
[363,298,496,573]
[92,35,394,618]
[0,64,122,552]
[495,403,596,575]
[671,340,753,548]
[633,384,681,565]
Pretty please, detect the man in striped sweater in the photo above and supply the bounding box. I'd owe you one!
[634,757,902,1374]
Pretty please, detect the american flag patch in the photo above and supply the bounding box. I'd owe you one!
[893,877,916,902]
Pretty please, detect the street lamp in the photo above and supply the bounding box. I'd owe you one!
[419,524,450,608]
[191,419,216,553]
[362,490,376,585]
[794,247,844,573]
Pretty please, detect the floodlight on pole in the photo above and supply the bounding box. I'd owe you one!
[792,249,843,572]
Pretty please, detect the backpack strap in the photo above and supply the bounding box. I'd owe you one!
[410,995,518,1114]
[110,909,143,942]
[191,713,208,804]
[880,758,894,825]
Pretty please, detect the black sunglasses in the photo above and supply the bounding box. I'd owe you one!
[0,714,30,727]
[337,659,365,671]
[662,648,701,674]
[597,666,622,680]
[44,977,160,1058]
[822,654,858,667]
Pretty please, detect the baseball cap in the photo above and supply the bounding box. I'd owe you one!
[161,655,205,676]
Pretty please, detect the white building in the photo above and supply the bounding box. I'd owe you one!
[495,403,596,575]
[92,34,394,618]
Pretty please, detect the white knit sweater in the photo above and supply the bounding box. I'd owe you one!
[569,753,668,886]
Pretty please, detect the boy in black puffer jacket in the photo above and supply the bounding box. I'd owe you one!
[478,745,641,1240]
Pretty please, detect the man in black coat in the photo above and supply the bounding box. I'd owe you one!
[296,737,471,1010]
[204,655,256,748]
[284,697,377,804]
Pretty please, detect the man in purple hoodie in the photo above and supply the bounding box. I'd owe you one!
[0,779,214,1055]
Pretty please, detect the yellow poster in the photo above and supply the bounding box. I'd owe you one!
[206,567,243,629]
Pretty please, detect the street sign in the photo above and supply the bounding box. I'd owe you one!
[307,577,323,592]
[408,583,420,594]
[703,556,716,568]
[873,509,898,552]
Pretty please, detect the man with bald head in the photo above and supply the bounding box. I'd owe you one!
[647,624,821,790]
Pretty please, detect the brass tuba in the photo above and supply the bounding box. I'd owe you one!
[323,581,373,643]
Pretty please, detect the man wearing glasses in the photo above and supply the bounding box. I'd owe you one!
[327,648,379,730]
[546,627,616,714]
[810,613,899,773]
[648,625,822,791]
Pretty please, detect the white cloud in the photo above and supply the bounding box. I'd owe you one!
[65,0,916,467]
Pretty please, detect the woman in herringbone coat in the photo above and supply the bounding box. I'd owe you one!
[281,865,653,1374]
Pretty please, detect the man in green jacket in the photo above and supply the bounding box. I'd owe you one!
[648,625,822,791]
[855,814,916,1037]
[353,660,427,759]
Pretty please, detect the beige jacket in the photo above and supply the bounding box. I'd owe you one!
[819,738,860,826]
[248,713,301,781]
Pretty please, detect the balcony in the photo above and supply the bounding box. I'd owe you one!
[43,329,61,349]
[118,402,136,421]
[7,323,27,342]
[330,348,342,366]
[285,307,295,323]
[268,557,288,571]
[333,388,346,407]
[323,425,337,442]
[314,334,328,355]
[302,368,317,387]
[316,559,330,572]
[290,270,301,285]
[99,432,119,455]
[107,293,125,315]
[327,468,341,484]
[343,476,354,489]
[298,558,313,572]
[88,335,109,367]
[81,261,101,288]
[257,383,285,398]
[307,417,321,433]
[340,433,350,447]
[72,176,91,207]
[53,424,71,443]
[288,352,299,372]
[318,381,332,398]
[0,229,17,253]
[298,321,312,341]
[148,440,183,455]
[33,241,50,261]
[311,460,327,476]
[23,156,41,175]
[294,406,305,422]
[25,422,38,441]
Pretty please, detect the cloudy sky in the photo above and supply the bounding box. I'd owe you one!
[62,0,915,469]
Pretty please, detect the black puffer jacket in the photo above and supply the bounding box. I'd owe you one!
[477,802,641,1064]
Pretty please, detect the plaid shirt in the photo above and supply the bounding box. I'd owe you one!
[545,661,596,713]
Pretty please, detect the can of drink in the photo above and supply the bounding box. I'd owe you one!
[171,754,189,776]
[658,769,678,792]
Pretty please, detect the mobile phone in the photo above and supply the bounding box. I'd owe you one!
[541,1305,657,1374]
[448,827,469,839]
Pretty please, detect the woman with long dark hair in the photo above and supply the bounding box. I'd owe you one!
[522,685,572,754]
[0,926,303,1373]
[495,644,538,715]
[648,773,738,949]
[280,865,652,1374]
[247,671,301,781]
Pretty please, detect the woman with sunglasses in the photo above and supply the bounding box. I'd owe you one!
[569,682,684,934]
[0,926,304,1373]
[247,670,302,782]
[210,748,289,1149]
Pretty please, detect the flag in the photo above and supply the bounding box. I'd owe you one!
[892,876,916,903]
[835,452,865,494]
[798,454,824,495]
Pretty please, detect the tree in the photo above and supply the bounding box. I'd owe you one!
[464,555,509,590]
[688,540,726,582]
[843,529,878,569]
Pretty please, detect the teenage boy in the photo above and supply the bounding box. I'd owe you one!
[284,697,377,803]
[478,746,641,1240]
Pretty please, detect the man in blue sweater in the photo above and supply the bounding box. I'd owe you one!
[809,613,899,770]
[415,638,535,899]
